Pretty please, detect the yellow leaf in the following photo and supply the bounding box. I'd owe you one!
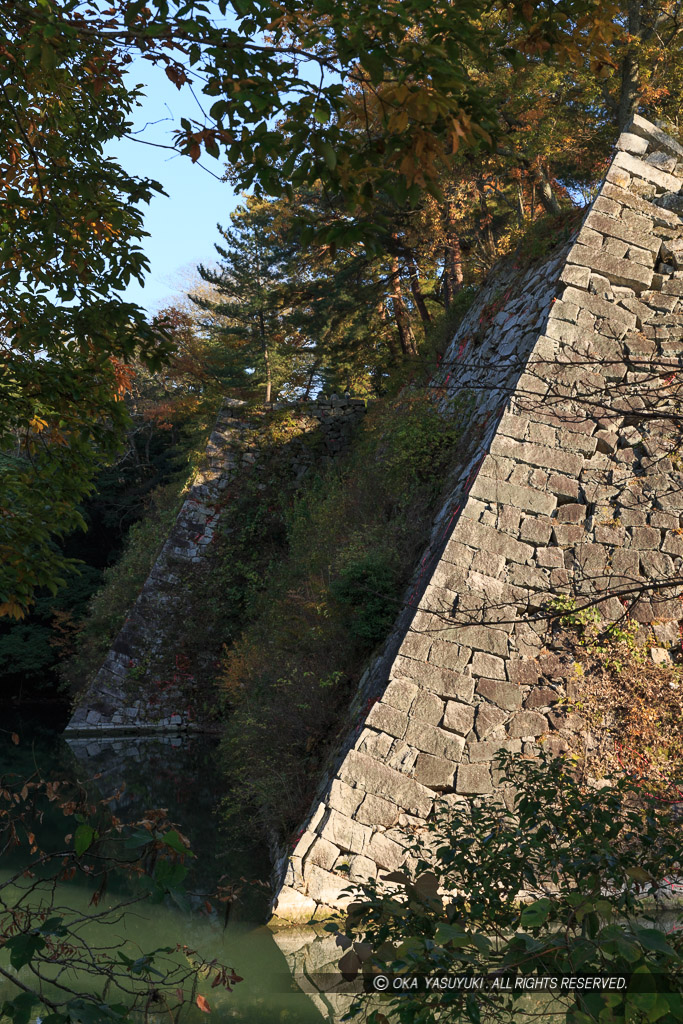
[0,601,26,620]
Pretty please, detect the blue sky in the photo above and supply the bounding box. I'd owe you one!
[108,60,240,314]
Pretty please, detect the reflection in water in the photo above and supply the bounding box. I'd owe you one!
[0,718,325,1023]
[272,927,357,1023]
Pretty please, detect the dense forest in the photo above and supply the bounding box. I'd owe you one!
[2,2,683,1022]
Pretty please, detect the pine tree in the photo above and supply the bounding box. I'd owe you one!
[194,197,311,404]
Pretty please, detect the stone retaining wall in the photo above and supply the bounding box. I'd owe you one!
[271,114,683,923]
[65,395,367,736]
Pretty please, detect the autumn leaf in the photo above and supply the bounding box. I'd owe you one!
[11,733,19,745]
[196,994,211,1013]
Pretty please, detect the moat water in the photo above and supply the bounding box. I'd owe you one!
[0,708,326,1023]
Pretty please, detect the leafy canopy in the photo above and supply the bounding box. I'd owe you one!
[0,0,625,615]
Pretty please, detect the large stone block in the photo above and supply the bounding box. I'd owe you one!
[616,132,649,156]
[304,865,352,906]
[614,150,682,191]
[339,751,434,817]
[404,720,466,762]
[568,243,655,291]
[467,738,522,762]
[328,780,364,818]
[319,809,373,856]
[398,655,475,700]
[476,679,523,711]
[365,703,409,739]
[469,476,558,515]
[629,113,683,159]
[382,678,419,712]
[443,701,476,736]
[560,286,637,327]
[456,764,493,794]
[355,794,400,828]
[411,690,445,725]
[414,753,457,789]
[454,516,534,564]
[507,711,550,738]
[425,640,472,675]
[489,435,583,477]
[367,832,408,871]
[442,625,509,658]
[474,704,509,740]
[306,837,341,871]
[584,211,662,254]
[470,651,506,679]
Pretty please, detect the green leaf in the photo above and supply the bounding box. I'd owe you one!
[162,829,193,855]
[65,999,128,1023]
[520,898,553,928]
[319,141,337,170]
[433,923,472,946]
[74,823,97,856]
[4,932,46,970]
[0,993,40,1024]
[626,866,652,884]
[631,927,677,956]
[37,916,68,937]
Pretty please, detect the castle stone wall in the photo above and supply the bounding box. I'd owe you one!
[271,115,683,923]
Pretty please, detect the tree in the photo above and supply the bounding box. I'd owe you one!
[0,5,173,618]
[0,0,669,614]
[194,197,312,403]
[330,752,683,1024]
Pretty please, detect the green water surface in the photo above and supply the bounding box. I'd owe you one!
[0,710,325,1023]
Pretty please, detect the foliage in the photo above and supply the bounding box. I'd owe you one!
[7,0,683,612]
[548,595,601,633]
[0,4,174,616]
[216,367,467,835]
[0,740,240,1022]
[330,553,400,647]
[0,565,102,694]
[0,352,215,696]
[3,2,624,209]
[194,197,313,403]
[328,752,683,1024]
[545,596,683,787]
[58,477,188,696]
[509,205,588,264]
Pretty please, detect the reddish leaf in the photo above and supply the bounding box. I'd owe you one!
[196,995,211,1013]
[11,733,19,745]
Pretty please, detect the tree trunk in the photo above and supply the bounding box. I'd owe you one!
[536,165,561,216]
[515,175,525,226]
[407,259,431,324]
[443,201,464,310]
[475,179,496,260]
[378,297,398,364]
[617,3,643,130]
[303,361,319,400]
[258,309,271,404]
[389,255,417,357]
